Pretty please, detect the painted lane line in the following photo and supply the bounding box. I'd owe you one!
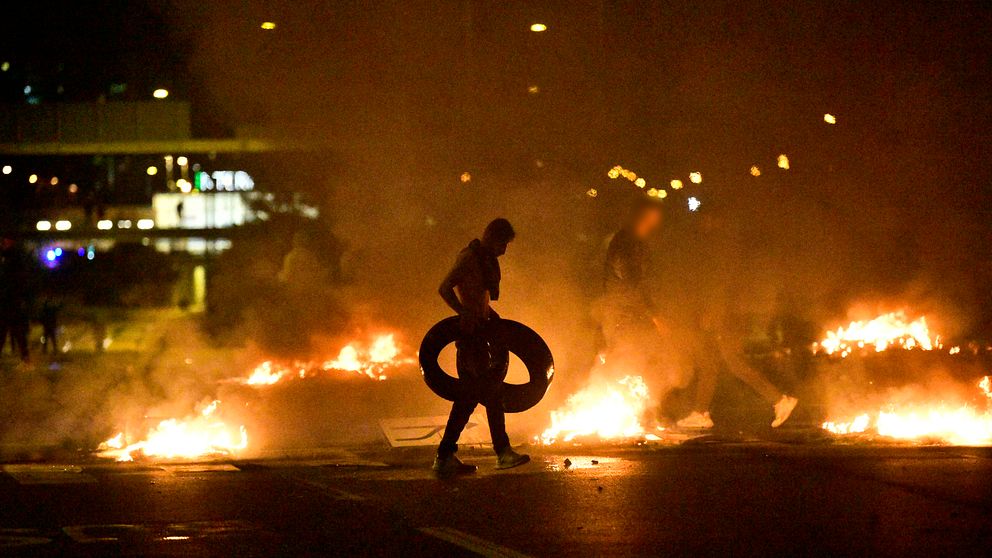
[287,476,367,502]
[418,526,533,558]
[2,464,97,485]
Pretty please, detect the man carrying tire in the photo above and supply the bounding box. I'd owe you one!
[433,218,530,477]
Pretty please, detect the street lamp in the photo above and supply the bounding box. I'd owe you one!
[153,88,169,99]
[530,23,547,32]
[261,21,276,30]
[147,166,158,176]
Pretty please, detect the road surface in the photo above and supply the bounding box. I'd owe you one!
[0,442,990,556]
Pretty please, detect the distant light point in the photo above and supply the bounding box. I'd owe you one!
[530,23,547,32]
[152,88,169,99]
[261,21,277,30]
[824,113,836,124]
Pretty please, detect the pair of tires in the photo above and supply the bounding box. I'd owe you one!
[419,317,554,413]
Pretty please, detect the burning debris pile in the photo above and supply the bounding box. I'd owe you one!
[822,376,992,445]
[96,333,414,462]
[244,333,413,386]
[539,375,659,445]
[813,311,940,357]
[98,400,247,462]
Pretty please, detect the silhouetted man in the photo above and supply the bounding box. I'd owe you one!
[434,218,530,477]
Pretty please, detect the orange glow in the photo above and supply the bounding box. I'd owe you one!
[822,377,992,445]
[244,333,411,386]
[540,376,655,444]
[814,311,939,358]
[98,400,247,462]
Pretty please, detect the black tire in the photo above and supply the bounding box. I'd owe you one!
[419,317,555,413]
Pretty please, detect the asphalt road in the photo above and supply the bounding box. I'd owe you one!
[0,442,990,557]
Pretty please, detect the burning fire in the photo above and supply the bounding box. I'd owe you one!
[540,376,658,445]
[814,311,940,357]
[245,333,411,386]
[99,400,247,462]
[822,376,992,445]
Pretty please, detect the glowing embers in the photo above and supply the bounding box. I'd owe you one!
[245,333,412,386]
[822,376,992,446]
[98,400,247,462]
[539,375,658,445]
[814,311,939,358]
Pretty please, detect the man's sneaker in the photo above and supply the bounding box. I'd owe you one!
[495,448,530,470]
[771,395,799,428]
[676,411,714,429]
[432,454,478,478]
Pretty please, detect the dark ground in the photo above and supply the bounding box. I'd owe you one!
[0,441,989,557]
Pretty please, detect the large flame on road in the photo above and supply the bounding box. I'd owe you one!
[814,311,940,358]
[540,376,657,445]
[822,376,992,445]
[245,333,411,386]
[99,400,247,462]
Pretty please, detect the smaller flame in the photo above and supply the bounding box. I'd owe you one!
[540,376,653,445]
[246,361,285,385]
[243,333,411,386]
[98,400,247,462]
[815,311,939,357]
[822,376,992,446]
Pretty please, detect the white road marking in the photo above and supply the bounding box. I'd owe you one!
[418,526,532,558]
[0,529,54,549]
[287,476,367,502]
[2,464,97,485]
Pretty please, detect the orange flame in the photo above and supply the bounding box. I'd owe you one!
[98,400,247,462]
[540,376,658,445]
[822,376,992,445]
[815,311,940,358]
[244,333,411,386]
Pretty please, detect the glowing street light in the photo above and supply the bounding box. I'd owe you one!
[153,88,169,99]
[176,178,192,193]
[824,113,837,124]
[50,176,58,186]
[750,165,761,177]
[689,172,702,184]
[670,179,683,190]
[36,220,52,231]
[687,197,702,212]
[97,220,113,230]
[55,220,72,231]
[147,166,158,176]
[1,165,10,175]
[777,154,790,170]
[261,21,277,30]
[28,174,38,184]
[137,219,155,230]
[530,23,547,32]
[176,156,188,167]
